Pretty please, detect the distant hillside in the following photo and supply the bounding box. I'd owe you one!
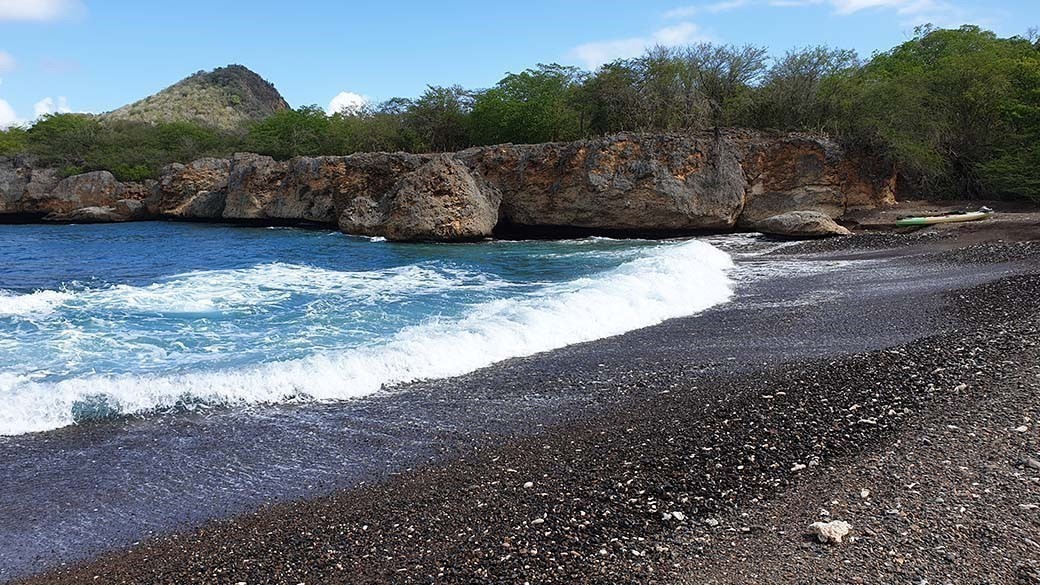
[103,65,289,130]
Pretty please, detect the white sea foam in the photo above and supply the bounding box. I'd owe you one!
[0,289,74,317]
[0,241,733,435]
[1,262,506,318]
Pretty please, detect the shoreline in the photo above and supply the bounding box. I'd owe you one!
[8,224,1039,584]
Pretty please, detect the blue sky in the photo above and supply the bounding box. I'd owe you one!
[0,0,1037,127]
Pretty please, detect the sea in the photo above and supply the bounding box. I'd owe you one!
[0,222,738,436]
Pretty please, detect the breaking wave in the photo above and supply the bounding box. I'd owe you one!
[0,240,733,435]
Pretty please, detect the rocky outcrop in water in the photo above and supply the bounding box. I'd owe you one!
[0,130,895,240]
[335,153,501,241]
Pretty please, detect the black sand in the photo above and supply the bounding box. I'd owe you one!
[10,225,1040,584]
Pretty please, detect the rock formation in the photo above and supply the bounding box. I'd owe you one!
[0,130,896,241]
[458,133,746,234]
[755,210,853,237]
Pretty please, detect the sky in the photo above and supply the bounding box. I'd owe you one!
[0,0,1038,127]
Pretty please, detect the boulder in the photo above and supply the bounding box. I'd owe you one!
[115,198,150,219]
[157,158,230,219]
[47,206,124,222]
[49,171,126,211]
[337,153,499,241]
[223,153,288,220]
[755,210,852,238]
[0,157,30,213]
[1,158,155,221]
[223,154,336,224]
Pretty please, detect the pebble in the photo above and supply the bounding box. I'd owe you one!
[809,520,853,544]
[20,242,1040,585]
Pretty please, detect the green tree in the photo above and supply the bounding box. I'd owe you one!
[470,64,586,145]
[0,126,27,156]
[26,114,102,170]
[681,43,769,127]
[580,60,642,134]
[247,106,331,159]
[838,25,1040,199]
[406,85,472,152]
[752,46,860,130]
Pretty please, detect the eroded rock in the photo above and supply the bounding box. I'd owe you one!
[1,131,896,240]
[157,158,230,219]
[338,153,499,241]
[736,132,895,226]
[459,132,746,233]
[755,210,852,238]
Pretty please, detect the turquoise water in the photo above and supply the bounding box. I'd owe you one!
[0,222,734,435]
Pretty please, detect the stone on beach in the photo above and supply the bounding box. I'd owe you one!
[808,520,853,544]
[755,210,852,238]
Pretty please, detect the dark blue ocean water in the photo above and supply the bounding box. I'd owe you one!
[0,222,734,435]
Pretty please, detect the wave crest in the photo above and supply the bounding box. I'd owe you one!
[0,241,733,435]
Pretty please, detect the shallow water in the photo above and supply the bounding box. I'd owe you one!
[0,222,735,435]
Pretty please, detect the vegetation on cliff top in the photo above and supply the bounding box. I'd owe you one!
[2,26,1039,202]
[102,65,289,130]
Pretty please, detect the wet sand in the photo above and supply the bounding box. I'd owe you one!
[9,220,1040,584]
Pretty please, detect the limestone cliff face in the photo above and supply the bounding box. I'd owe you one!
[734,131,896,226]
[457,133,746,233]
[0,130,895,240]
[336,153,500,241]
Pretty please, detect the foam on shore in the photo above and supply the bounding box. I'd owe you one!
[0,240,733,435]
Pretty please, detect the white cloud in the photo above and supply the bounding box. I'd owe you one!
[660,0,975,27]
[0,95,79,129]
[765,0,968,24]
[0,51,14,73]
[33,96,71,117]
[326,91,367,115]
[0,0,84,21]
[663,6,699,19]
[0,98,20,128]
[569,21,711,69]
[865,0,970,26]
[829,0,917,13]
[665,0,751,19]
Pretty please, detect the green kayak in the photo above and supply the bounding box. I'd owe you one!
[895,210,993,226]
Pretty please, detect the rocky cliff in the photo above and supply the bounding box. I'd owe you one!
[0,130,895,240]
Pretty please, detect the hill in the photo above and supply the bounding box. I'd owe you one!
[103,65,289,130]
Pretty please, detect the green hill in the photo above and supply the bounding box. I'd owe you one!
[103,65,289,130]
